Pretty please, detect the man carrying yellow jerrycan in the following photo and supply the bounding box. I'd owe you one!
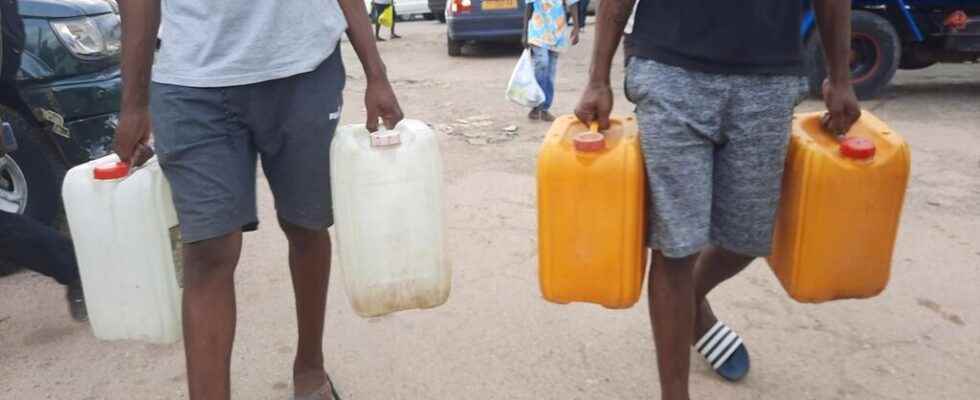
[567,0,867,399]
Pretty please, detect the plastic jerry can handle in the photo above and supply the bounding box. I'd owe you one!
[370,124,402,147]
[574,122,606,152]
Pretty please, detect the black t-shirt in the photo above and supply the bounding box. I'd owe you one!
[628,0,804,75]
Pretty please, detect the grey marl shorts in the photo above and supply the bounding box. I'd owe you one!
[150,49,345,243]
[625,57,805,258]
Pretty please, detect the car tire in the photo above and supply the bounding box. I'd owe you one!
[805,10,900,100]
[0,105,62,225]
[448,36,464,57]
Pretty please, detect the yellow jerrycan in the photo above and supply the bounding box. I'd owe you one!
[537,116,647,309]
[769,111,911,303]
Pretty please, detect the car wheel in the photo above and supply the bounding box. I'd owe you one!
[0,105,62,225]
[448,36,464,57]
[805,10,900,100]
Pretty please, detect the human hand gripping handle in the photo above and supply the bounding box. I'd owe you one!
[575,81,614,130]
[365,77,404,132]
[574,0,633,130]
[336,0,404,132]
[113,108,154,168]
[821,79,861,138]
[813,0,861,137]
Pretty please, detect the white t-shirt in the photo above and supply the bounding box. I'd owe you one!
[153,0,347,87]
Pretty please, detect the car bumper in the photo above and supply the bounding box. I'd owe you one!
[448,14,523,42]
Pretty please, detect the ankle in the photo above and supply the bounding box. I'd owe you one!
[294,353,324,373]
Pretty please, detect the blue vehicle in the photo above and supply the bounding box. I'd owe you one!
[803,0,980,99]
[446,0,526,56]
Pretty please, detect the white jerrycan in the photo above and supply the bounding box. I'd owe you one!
[330,120,450,317]
[62,154,182,343]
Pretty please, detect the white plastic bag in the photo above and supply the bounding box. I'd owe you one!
[506,49,545,108]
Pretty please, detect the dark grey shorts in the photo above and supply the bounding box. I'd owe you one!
[150,49,345,243]
[625,57,804,258]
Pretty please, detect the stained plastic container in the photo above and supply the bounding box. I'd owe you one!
[537,116,647,309]
[330,120,450,317]
[62,154,183,343]
[769,111,911,303]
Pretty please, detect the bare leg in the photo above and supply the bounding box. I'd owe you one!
[281,220,334,399]
[182,232,244,400]
[390,6,401,38]
[374,18,385,41]
[649,252,697,400]
[692,245,754,338]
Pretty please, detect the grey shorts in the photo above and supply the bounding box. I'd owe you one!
[150,49,345,243]
[625,57,804,258]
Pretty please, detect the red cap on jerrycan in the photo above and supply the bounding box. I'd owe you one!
[574,122,606,152]
[93,161,130,180]
[840,137,876,160]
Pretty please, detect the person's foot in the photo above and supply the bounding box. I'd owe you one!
[539,111,556,122]
[694,301,750,382]
[375,35,386,42]
[392,33,403,39]
[294,365,336,400]
[66,279,87,322]
[528,109,541,120]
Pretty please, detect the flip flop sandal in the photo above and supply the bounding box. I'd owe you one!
[694,321,750,382]
[292,374,341,400]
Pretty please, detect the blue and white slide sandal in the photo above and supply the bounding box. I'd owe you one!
[694,321,751,382]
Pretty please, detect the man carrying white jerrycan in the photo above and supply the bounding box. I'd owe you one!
[575,0,860,399]
[113,0,403,399]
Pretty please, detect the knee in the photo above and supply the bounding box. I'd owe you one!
[708,245,756,269]
[183,233,241,287]
[652,252,697,278]
[279,220,330,251]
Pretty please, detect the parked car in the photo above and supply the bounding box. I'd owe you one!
[1,0,121,226]
[446,0,526,56]
[429,0,447,22]
[802,0,980,99]
[366,0,435,20]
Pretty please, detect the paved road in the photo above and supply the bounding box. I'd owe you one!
[1,21,978,400]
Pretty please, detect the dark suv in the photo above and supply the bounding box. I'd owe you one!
[1,0,121,226]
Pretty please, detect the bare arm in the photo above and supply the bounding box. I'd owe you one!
[523,2,533,47]
[569,1,581,45]
[337,0,403,130]
[574,0,634,128]
[113,0,160,165]
[813,0,861,135]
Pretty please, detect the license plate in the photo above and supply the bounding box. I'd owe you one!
[482,0,517,10]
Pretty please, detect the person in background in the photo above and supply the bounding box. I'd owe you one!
[114,0,403,398]
[568,0,589,29]
[0,211,87,322]
[575,0,860,399]
[1,0,85,323]
[373,0,401,41]
[523,0,581,122]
